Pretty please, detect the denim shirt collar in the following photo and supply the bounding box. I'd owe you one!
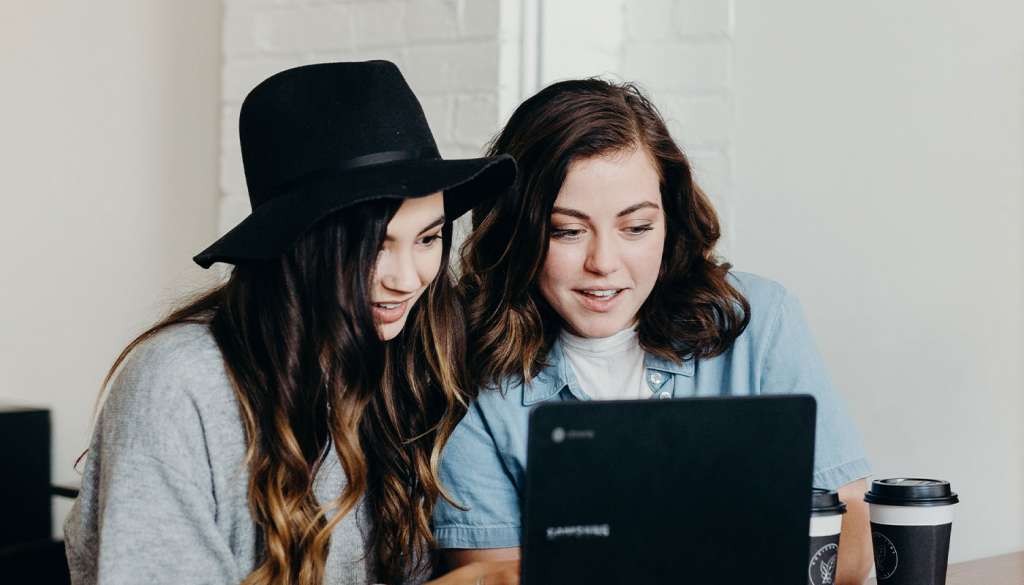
[521,336,695,406]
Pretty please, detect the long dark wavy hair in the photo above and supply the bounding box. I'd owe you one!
[100,198,469,584]
[461,78,750,387]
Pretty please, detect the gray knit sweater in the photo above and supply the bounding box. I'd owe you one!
[64,323,406,585]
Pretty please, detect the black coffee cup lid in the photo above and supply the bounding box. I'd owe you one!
[811,488,848,516]
[864,478,959,507]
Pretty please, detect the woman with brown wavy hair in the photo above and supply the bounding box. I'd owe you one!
[64,62,518,585]
[433,78,874,584]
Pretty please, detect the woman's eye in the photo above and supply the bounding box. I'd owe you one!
[418,234,443,247]
[550,228,584,240]
[624,225,654,236]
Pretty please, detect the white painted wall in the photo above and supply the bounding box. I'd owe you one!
[0,1,221,536]
[731,0,1024,562]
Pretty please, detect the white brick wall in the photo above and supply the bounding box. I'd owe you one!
[219,0,504,234]
[628,0,734,254]
[621,0,735,245]
[541,0,626,82]
[542,0,736,253]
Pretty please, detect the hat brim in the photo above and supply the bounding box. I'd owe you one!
[193,154,515,268]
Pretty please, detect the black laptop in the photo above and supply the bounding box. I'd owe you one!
[521,395,816,585]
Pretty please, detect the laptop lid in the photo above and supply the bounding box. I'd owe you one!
[521,395,816,585]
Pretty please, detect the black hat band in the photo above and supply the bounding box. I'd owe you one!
[269,148,431,204]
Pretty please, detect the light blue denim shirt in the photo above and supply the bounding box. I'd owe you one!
[434,271,871,549]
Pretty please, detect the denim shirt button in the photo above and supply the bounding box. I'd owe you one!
[648,371,664,385]
[658,391,672,399]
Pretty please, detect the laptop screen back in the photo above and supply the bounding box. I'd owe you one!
[522,395,816,585]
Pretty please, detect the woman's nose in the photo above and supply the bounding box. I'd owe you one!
[377,248,420,293]
[583,233,623,276]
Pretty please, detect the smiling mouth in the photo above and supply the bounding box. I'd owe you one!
[373,302,403,310]
[573,288,630,312]
[372,295,413,308]
[576,288,626,299]
[371,299,411,324]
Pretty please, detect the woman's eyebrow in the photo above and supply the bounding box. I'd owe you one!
[385,215,446,242]
[417,215,446,235]
[616,201,661,217]
[551,202,660,221]
[551,206,589,220]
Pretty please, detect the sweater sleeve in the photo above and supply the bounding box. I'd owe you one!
[64,333,241,585]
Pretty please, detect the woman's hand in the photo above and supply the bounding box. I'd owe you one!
[424,559,520,585]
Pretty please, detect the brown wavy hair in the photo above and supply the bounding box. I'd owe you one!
[461,78,750,386]
[99,198,469,584]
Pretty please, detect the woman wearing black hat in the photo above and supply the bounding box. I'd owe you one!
[64,62,518,585]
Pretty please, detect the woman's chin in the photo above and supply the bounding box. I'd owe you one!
[375,318,408,341]
[565,316,634,339]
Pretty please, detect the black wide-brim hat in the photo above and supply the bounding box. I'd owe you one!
[194,61,516,268]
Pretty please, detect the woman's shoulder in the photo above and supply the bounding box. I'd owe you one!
[101,322,235,438]
[725,271,801,341]
[114,322,224,390]
[125,320,218,360]
[726,271,788,307]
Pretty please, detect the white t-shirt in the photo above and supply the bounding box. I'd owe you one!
[559,327,649,400]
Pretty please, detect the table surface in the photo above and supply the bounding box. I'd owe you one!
[867,550,1024,585]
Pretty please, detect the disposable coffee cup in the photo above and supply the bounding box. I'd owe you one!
[807,488,847,585]
[864,478,958,585]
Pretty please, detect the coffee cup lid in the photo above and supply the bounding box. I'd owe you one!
[811,488,848,516]
[864,478,959,507]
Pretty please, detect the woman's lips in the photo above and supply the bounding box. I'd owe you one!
[372,300,409,324]
[573,288,627,313]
